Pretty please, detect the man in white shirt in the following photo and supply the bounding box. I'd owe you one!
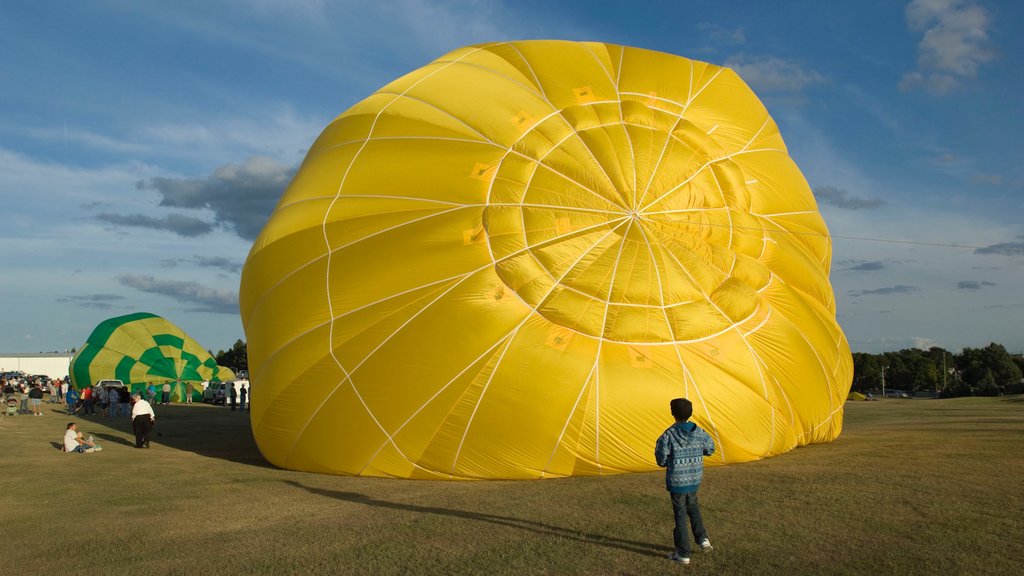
[131,393,156,448]
[63,422,100,453]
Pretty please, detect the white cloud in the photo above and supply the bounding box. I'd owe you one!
[724,55,824,93]
[900,0,993,93]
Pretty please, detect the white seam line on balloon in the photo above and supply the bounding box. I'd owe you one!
[636,147,786,215]
[358,92,496,143]
[302,45,491,466]
[612,46,639,209]
[633,66,728,210]
[355,329,514,478]
[641,206,731,216]
[735,307,780,454]
[592,217,638,472]
[540,357,600,479]
[583,41,637,211]
[508,43,547,100]
[447,330,521,478]
[795,322,837,428]
[770,367,800,445]
[808,403,845,434]
[363,224,628,478]
[745,305,798,434]
[641,220,732,279]
[556,111,628,210]
[325,195,624,217]
[444,59,548,101]
[639,112,771,213]
[639,221,730,458]
[637,110,773,215]
[285,216,628,453]
[708,155,736,254]
[745,278,806,438]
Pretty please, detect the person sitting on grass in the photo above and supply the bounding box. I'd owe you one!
[655,397,715,566]
[63,422,101,453]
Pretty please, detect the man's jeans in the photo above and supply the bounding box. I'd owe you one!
[671,491,708,557]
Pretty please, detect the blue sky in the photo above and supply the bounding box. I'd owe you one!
[2,0,1021,355]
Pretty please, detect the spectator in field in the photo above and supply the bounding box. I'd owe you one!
[184,382,193,404]
[229,384,238,411]
[161,382,171,404]
[145,383,156,404]
[81,386,95,415]
[63,422,100,453]
[131,393,156,448]
[118,387,131,418]
[99,386,110,416]
[29,383,44,416]
[655,398,715,566]
[239,384,247,411]
[65,386,79,415]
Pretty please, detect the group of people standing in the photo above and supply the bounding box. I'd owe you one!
[66,384,134,417]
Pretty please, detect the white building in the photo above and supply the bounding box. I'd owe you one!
[0,353,74,379]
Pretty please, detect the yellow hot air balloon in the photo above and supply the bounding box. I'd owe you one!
[241,40,852,479]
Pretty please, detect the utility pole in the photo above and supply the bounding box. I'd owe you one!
[942,352,947,395]
[881,365,886,399]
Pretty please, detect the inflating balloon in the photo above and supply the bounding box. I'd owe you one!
[241,40,853,479]
[71,312,235,400]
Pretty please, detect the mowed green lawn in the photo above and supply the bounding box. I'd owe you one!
[1,396,1021,576]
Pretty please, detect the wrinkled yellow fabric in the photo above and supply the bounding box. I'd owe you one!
[241,41,853,479]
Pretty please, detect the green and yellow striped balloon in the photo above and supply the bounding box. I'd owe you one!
[70,312,235,400]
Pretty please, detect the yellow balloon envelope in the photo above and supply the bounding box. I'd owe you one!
[241,40,853,479]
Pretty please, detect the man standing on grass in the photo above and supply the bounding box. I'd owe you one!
[655,398,715,566]
[131,393,156,448]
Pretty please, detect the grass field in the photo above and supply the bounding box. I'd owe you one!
[1,396,1022,576]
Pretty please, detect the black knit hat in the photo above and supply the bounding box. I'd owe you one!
[670,398,692,421]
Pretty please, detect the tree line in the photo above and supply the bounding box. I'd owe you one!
[853,343,1024,398]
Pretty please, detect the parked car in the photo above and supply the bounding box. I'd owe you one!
[203,380,248,405]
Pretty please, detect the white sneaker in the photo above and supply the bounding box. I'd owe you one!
[699,538,713,552]
[84,447,96,453]
[667,551,690,565]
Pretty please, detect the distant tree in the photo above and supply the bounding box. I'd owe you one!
[215,340,248,374]
[981,343,1021,386]
[975,370,1000,397]
[852,353,882,391]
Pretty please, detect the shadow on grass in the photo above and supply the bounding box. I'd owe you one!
[56,404,272,468]
[284,480,669,558]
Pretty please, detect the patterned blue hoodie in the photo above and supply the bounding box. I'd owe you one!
[655,421,715,494]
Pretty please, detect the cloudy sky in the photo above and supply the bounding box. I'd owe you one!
[2,0,1021,355]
